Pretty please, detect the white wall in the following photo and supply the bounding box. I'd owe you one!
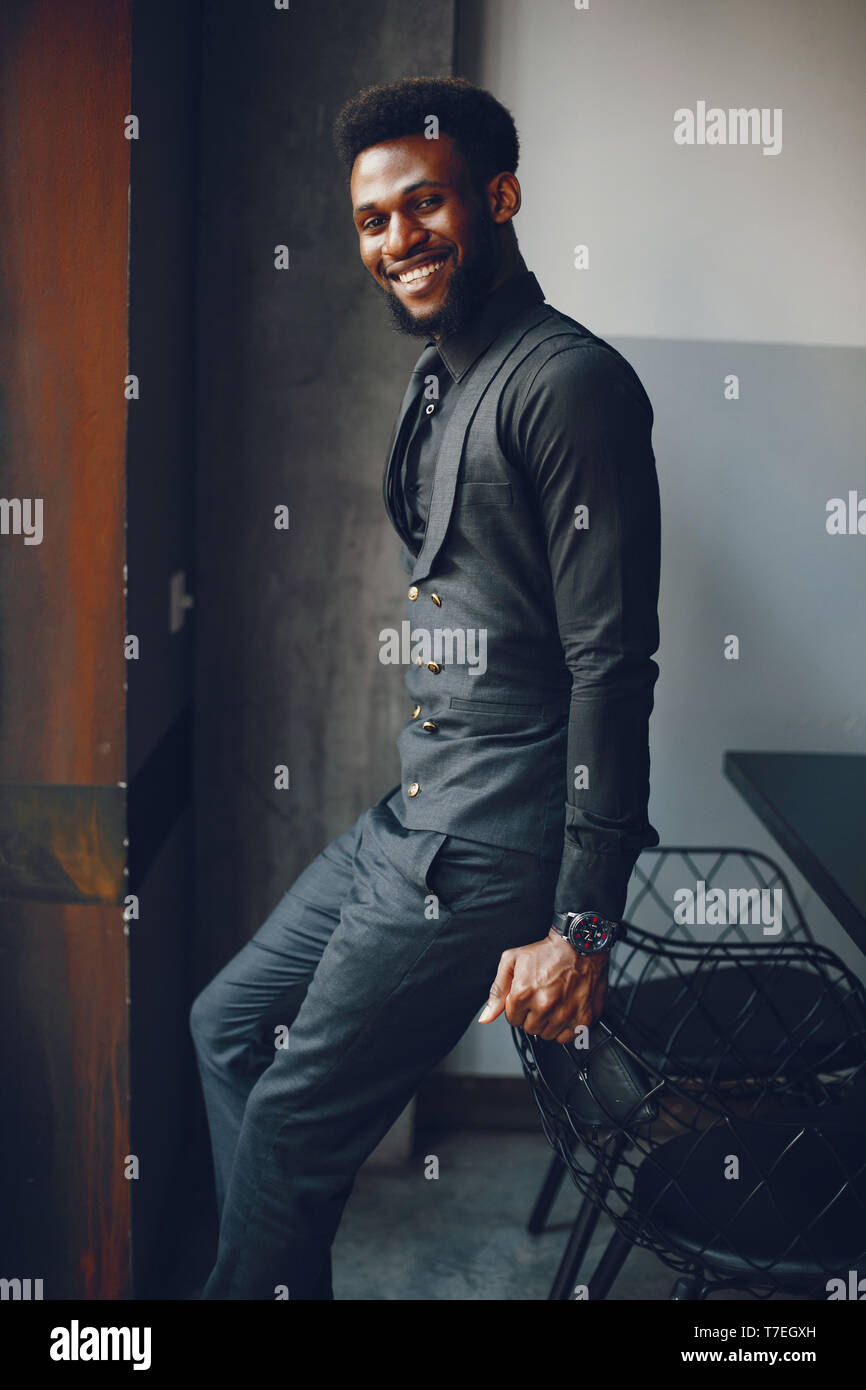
[444,0,866,1076]
[458,0,866,347]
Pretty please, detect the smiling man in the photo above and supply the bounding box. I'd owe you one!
[192,75,661,1301]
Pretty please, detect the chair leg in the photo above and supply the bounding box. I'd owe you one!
[547,1136,625,1301]
[586,1228,633,1300]
[529,1126,581,1235]
[670,1273,704,1300]
[528,1152,568,1235]
[548,1192,605,1299]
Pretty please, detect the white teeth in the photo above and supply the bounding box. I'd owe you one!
[397,258,445,284]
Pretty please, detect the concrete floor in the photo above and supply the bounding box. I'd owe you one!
[335,1129,793,1301]
[173,1128,805,1301]
[333,1128,649,1300]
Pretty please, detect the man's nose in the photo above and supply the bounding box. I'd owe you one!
[384,213,429,262]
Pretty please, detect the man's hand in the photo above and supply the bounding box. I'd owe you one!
[477,929,609,1043]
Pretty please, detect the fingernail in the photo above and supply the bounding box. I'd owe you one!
[478,1004,492,1022]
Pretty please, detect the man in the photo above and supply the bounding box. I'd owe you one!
[192,75,660,1301]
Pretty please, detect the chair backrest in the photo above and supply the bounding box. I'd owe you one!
[513,995,866,1295]
[613,923,866,1093]
[624,845,813,946]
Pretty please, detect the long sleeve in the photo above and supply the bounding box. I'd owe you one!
[513,341,662,919]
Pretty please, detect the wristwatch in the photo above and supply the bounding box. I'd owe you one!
[550,910,623,956]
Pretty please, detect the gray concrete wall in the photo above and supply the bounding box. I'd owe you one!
[194,1,455,989]
[446,0,866,1075]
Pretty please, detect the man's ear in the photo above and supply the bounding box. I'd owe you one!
[487,171,521,225]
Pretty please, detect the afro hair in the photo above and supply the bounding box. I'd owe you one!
[331,75,519,190]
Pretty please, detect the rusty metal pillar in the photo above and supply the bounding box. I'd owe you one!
[0,0,132,1300]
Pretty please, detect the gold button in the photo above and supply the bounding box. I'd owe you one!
[430,592,442,607]
[408,781,420,797]
[427,661,441,674]
[408,585,419,600]
[415,658,423,667]
[412,704,421,719]
[422,721,438,733]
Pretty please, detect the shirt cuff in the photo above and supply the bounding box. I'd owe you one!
[553,839,637,921]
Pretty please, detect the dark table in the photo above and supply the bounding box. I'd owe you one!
[723,751,866,957]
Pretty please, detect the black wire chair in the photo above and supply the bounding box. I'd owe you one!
[527,846,863,1298]
[515,924,866,1299]
[625,846,815,947]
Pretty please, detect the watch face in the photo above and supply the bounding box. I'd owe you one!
[569,915,613,954]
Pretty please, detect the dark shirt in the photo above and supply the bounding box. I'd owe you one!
[389,268,660,917]
[396,271,545,550]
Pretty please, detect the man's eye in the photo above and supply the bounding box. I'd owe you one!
[362,197,440,231]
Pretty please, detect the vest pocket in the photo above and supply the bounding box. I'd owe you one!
[449,695,545,717]
[454,481,513,506]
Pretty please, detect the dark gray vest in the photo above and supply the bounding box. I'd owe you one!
[384,302,627,859]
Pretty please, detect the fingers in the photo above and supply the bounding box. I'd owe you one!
[530,1014,574,1042]
[527,1000,600,1041]
[478,946,607,1036]
[477,949,516,1023]
[508,984,556,1031]
[527,1019,590,1043]
[522,1000,571,1039]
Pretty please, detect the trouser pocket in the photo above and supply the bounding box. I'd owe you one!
[425,836,509,917]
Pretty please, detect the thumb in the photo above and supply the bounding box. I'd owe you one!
[478,951,516,1024]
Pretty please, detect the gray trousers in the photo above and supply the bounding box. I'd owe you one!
[191,787,560,1299]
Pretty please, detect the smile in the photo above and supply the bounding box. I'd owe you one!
[391,254,450,292]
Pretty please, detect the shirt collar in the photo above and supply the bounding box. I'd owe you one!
[426,269,546,383]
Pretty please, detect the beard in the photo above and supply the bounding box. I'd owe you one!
[375,202,501,340]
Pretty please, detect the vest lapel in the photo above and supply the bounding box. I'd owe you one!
[382,343,441,542]
[410,305,550,584]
